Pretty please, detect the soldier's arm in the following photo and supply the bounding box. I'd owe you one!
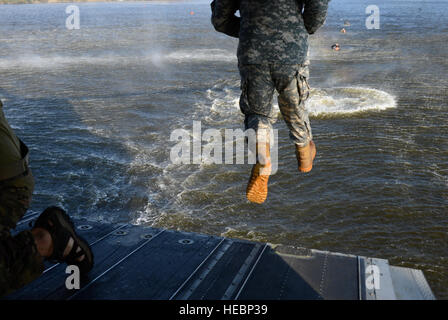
[211,0,240,38]
[302,0,331,35]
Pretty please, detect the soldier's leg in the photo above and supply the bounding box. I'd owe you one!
[273,64,312,147]
[0,172,45,297]
[239,64,276,148]
[273,64,316,172]
[238,64,275,203]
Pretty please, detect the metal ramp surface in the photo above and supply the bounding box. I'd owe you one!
[4,213,435,300]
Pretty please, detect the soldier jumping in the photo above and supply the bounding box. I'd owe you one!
[211,0,330,204]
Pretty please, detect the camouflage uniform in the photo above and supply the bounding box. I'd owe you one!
[0,100,44,297]
[211,0,330,146]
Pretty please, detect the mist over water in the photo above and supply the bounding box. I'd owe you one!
[0,0,447,298]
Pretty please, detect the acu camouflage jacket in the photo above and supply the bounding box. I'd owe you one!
[211,0,330,65]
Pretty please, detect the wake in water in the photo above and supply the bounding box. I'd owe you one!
[199,79,397,126]
[307,87,396,116]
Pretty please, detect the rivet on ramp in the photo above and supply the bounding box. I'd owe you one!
[114,230,128,236]
[77,225,93,231]
[179,239,194,245]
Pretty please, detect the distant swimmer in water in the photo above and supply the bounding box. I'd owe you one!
[211,0,330,204]
[331,43,341,51]
[340,28,346,33]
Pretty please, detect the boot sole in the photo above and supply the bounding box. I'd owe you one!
[246,188,268,204]
[246,165,270,204]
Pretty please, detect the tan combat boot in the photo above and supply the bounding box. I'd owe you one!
[296,140,316,173]
[246,143,271,204]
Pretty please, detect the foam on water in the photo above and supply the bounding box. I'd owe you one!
[200,80,397,126]
[307,87,397,116]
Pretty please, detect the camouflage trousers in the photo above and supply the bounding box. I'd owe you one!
[0,170,44,297]
[239,63,313,147]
